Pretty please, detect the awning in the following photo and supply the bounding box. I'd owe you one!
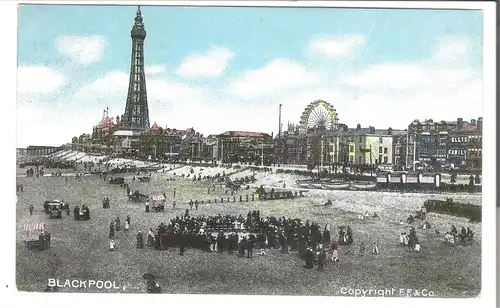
[152,195,165,201]
[24,223,45,231]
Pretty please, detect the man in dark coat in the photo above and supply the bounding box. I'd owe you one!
[317,249,327,271]
[466,227,474,243]
[460,227,467,244]
[44,231,51,248]
[323,227,331,246]
[109,222,115,238]
[136,231,144,249]
[298,236,306,260]
[304,248,314,269]
[29,205,34,215]
[74,206,79,220]
[346,226,353,245]
[84,206,90,220]
[38,231,46,251]
[247,234,255,258]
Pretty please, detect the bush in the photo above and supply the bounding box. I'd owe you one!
[424,198,481,222]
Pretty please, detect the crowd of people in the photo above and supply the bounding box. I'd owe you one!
[73,205,91,221]
[444,225,474,245]
[128,210,369,270]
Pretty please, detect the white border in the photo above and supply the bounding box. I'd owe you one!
[1,1,496,308]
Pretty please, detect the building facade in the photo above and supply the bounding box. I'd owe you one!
[276,124,394,169]
[407,117,482,171]
[217,131,274,165]
[392,129,408,170]
[448,118,482,170]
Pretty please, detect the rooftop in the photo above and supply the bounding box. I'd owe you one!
[219,131,271,138]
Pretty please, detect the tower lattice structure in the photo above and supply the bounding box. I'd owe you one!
[123,6,150,130]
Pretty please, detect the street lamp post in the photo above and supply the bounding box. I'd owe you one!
[261,143,264,167]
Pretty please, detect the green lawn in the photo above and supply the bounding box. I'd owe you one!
[15,171,481,297]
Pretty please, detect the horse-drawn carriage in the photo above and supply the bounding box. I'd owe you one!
[109,177,125,185]
[129,191,149,203]
[43,200,67,219]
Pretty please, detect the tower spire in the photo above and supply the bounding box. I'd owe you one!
[124,7,149,130]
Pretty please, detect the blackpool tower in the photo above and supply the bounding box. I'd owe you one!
[123,6,150,130]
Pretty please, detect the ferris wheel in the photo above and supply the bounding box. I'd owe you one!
[299,100,338,132]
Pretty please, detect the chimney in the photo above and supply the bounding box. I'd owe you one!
[369,126,375,134]
[388,127,393,135]
[356,124,361,131]
[471,119,477,125]
[477,117,483,128]
[457,118,464,129]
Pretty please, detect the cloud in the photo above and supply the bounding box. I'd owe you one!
[177,47,234,78]
[55,35,105,66]
[145,65,167,76]
[73,71,129,110]
[433,37,473,61]
[343,63,479,93]
[17,65,66,94]
[16,103,92,147]
[307,35,366,58]
[229,59,319,98]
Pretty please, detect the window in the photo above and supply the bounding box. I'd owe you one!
[395,147,400,154]
[379,146,383,153]
[379,137,383,143]
[384,156,388,164]
[349,145,354,152]
[378,155,382,163]
[359,136,362,143]
[384,147,388,154]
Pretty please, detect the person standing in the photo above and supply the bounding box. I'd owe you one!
[44,231,51,248]
[74,206,79,221]
[38,231,46,251]
[317,249,327,271]
[246,235,255,258]
[109,222,115,239]
[29,204,34,216]
[136,231,144,249]
[115,217,121,231]
[304,248,314,269]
